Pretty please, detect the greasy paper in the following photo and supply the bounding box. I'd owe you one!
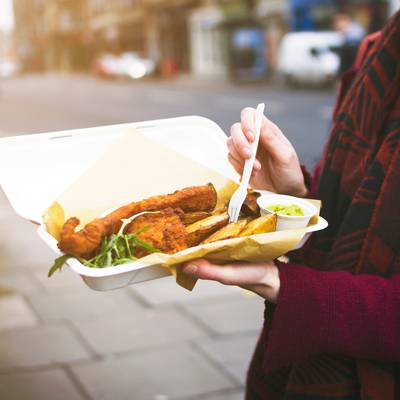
[44,129,317,290]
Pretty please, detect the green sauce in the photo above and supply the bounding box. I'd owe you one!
[267,204,304,216]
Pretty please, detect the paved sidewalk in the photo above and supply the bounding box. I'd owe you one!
[0,189,264,400]
[0,73,334,399]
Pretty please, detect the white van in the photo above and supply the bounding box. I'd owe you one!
[277,31,343,85]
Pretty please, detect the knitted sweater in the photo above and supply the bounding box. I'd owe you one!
[246,11,400,400]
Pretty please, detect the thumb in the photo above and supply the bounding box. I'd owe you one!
[259,118,293,163]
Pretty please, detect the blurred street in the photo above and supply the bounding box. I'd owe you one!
[0,74,335,400]
[0,74,335,168]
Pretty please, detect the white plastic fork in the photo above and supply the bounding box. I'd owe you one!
[228,103,265,223]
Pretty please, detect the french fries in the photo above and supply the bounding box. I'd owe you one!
[187,210,277,246]
[186,212,230,246]
[202,218,250,244]
[182,211,212,225]
[239,214,276,237]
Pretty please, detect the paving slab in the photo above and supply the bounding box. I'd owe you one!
[73,308,207,355]
[0,293,38,332]
[0,324,91,369]
[1,242,54,272]
[0,369,84,400]
[0,270,42,294]
[182,295,265,335]
[29,287,142,322]
[131,276,241,306]
[197,335,258,385]
[0,213,55,273]
[0,209,63,278]
[72,344,234,400]
[33,266,87,292]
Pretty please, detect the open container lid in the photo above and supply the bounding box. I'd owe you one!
[0,116,238,224]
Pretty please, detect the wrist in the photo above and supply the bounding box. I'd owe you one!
[260,264,280,303]
[242,263,280,303]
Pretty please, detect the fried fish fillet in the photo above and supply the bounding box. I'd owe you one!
[58,184,217,259]
[126,208,188,258]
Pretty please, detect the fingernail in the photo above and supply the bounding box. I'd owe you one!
[243,147,251,159]
[183,264,198,275]
[248,131,255,141]
[254,160,261,170]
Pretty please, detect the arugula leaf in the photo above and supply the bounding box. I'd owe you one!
[49,211,161,276]
[48,255,73,277]
[134,237,160,253]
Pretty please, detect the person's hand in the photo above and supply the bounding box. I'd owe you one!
[182,258,280,303]
[228,107,307,197]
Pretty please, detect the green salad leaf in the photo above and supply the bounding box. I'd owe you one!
[48,212,160,277]
[48,254,74,277]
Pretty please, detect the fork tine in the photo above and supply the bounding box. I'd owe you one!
[234,208,239,222]
[231,207,239,223]
[227,103,264,224]
[229,206,236,223]
[228,207,233,222]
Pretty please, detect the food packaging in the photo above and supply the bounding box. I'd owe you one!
[0,116,327,291]
[257,193,318,230]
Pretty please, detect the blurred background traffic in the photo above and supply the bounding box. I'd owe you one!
[0,0,398,85]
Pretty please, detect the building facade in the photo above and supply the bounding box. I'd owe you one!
[13,0,90,71]
[13,0,397,75]
[143,0,202,75]
[13,0,45,71]
[189,2,225,77]
[88,0,145,55]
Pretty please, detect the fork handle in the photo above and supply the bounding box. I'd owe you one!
[241,103,265,187]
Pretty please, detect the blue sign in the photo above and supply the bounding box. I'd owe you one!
[289,0,333,31]
[231,28,267,81]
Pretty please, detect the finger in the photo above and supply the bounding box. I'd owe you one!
[227,136,244,164]
[259,119,293,163]
[254,158,261,171]
[241,107,290,148]
[228,153,260,178]
[228,138,261,176]
[182,258,270,286]
[240,107,258,142]
[241,108,287,152]
[241,108,274,140]
[261,117,292,147]
[251,158,261,177]
[230,122,251,159]
[228,153,243,174]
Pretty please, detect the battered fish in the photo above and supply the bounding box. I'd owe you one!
[58,184,217,259]
[126,208,188,258]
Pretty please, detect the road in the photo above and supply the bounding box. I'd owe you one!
[0,74,335,400]
[0,73,334,168]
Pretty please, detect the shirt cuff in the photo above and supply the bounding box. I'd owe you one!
[263,263,332,371]
[262,263,400,371]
